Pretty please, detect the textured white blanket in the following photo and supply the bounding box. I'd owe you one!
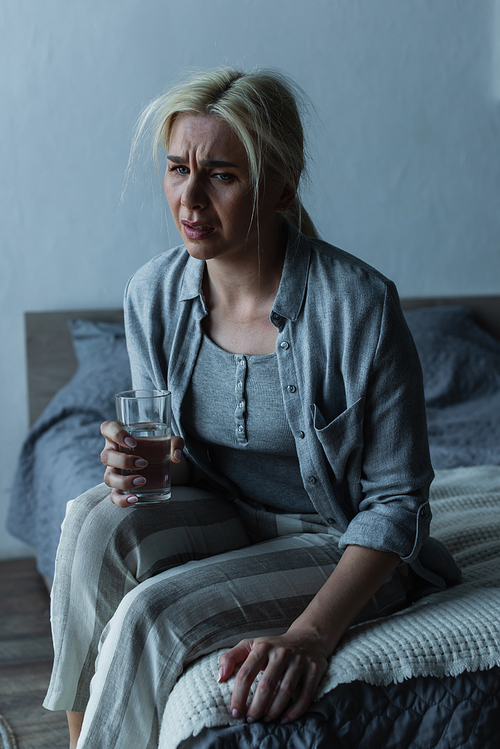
[160,466,500,748]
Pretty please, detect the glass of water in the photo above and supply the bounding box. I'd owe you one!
[115,389,171,506]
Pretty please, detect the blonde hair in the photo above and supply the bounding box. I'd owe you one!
[131,67,319,238]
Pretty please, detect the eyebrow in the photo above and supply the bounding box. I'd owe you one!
[167,155,238,168]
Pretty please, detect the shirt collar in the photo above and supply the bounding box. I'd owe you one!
[180,254,205,302]
[272,221,311,323]
[178,220,311,321]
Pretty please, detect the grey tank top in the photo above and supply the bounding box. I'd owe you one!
[182,333,314,512]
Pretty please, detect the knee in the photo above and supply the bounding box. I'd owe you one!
[67,482,114,521]
[58,483,124,560]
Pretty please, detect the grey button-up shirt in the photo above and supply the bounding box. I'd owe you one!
[124,223,442,570]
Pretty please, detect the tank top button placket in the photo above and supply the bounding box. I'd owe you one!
[234,355,248,444]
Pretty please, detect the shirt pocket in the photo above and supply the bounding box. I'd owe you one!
[310,397,365,485]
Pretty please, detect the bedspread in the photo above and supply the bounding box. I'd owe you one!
[177,668,500,748]
[159,465,500,749]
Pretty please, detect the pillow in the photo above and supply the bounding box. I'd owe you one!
[64,319,132,419]
[404,306,500,408]
[69,319,126,361]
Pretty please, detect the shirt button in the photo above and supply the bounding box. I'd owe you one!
[237,381,243,388]
[239,401,245,409]
[307,476,317,484]
[327,517,335,525]
[238,425,244,433]
[280,341,290,349]
[287,385,297,393]
[298,431,305,439]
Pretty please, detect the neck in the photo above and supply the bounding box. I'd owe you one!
[203,219,287,314]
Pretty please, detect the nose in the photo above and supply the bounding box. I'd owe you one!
[181,174,208,211]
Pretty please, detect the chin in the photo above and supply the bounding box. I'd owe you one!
[183,241,221,261]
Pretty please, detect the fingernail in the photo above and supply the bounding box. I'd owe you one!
[133,477,146,486]
[281,717,290,725]
[232,709,241,719]
[127,496,138,504]
[218,667,224,682]
[124,437,137,448]
[135,459,148,468]
[263,716,273,723]
[174,449,182,462]
[246,716,256,724]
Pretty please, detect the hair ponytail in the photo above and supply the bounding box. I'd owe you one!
[284,197,319,239]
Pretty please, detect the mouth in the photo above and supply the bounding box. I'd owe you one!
[181,220,216,240]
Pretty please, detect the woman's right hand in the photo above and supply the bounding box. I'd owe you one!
[100,420,186,508]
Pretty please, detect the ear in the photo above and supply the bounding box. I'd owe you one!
[274,182,296,213]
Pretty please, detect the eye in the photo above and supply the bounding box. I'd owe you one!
[169,165,189,175]
[213,172,235,182]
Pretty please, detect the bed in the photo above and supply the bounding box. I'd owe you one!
[7,297,500,748]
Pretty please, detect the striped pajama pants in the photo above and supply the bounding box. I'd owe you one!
[43,482,408,748]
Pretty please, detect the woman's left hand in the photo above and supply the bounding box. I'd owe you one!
[218,632,329,725]
[218,545,402,725]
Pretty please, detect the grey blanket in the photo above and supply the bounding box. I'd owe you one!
[404,305,500,469]
[7,320,132,578]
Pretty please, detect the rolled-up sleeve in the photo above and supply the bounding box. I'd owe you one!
[339,488,432,562]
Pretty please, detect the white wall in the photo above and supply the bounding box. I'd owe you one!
[1,0,499,558]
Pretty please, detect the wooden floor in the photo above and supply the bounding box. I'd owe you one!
[0,558,68,748]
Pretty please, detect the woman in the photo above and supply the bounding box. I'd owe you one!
[44,68,460,749]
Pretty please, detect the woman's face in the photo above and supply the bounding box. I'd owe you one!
[164,114,288,263]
